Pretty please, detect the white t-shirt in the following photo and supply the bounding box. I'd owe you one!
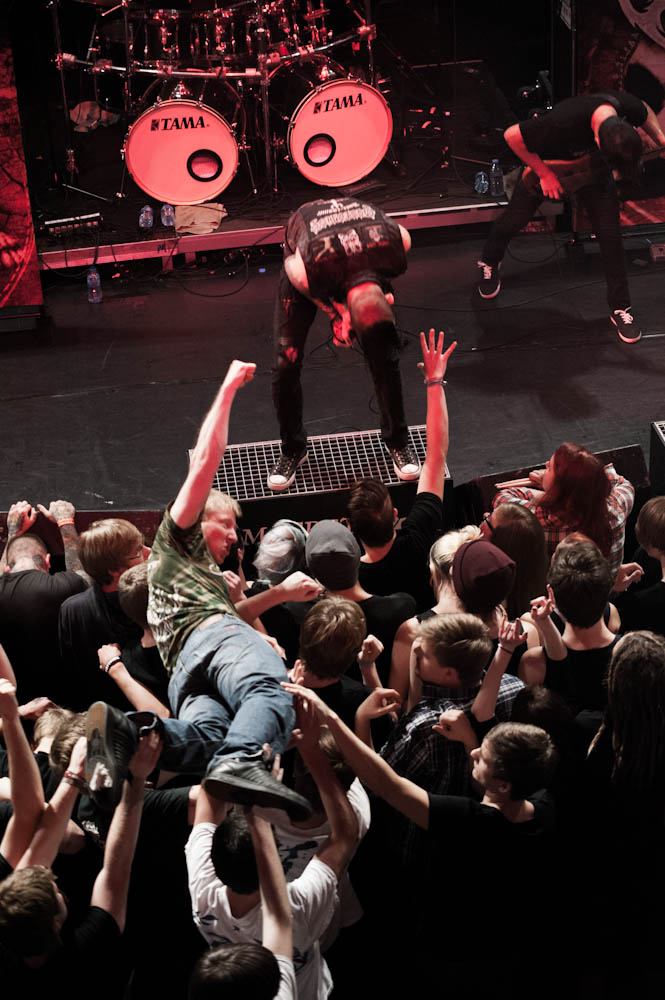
[186,823,337,1000]
[256,778,371,945]
[275,955,297,1000]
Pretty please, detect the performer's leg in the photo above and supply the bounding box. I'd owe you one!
[581,181,640,343]
[481,177,544,264]
[580,182,630,310]
[271,266,316,458]
[358,320,408,451]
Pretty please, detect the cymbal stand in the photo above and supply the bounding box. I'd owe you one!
[254,15,274,190]
[47,0,114,202]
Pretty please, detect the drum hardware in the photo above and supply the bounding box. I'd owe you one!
[303,3,331,47]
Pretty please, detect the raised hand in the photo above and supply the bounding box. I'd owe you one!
[37,500,76,525]
[357,687,402,721]
[530,585,556,623]
[223,360,256,392]
[6,501,37,539]
[497,616,526,652]
[222,570,244,603]
[432,707,476,744]
[357,635,384,669]
[67,735,88,780]
[128,729,163,781]
[0,678,19,721]
[418,328,457,382]
[281,680,334,726]
[613,562,644,593]
[278,571,323,602]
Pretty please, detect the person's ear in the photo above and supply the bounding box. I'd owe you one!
[393,507,399,522]
[44,552,51,572]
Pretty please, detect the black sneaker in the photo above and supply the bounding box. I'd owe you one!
[86,702,138,811]
[389,445,421,481]
[611,308,641,344]
[477,260,501,299]
[267,450,307,492]
[203,758,313,822]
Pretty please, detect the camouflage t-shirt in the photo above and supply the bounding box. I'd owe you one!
[148,507,239,675]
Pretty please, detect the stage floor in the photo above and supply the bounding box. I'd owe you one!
[2,226,663,514]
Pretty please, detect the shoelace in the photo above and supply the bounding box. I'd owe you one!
[393,448,416,466]
[614,309,633,324]
[478,261,493,280]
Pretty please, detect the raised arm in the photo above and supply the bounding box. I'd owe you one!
[246,810,293,959]
[0,680,45,868]
[0,501,37,572]
[641,101,665,146]
[36,500,87,578]
[90,731,162,932]
[234,570,322,624]
[98,644,171,717]
[16,736,87,870]
[170,361,256,530]
[284,681,430,830]
[417,329,456,498]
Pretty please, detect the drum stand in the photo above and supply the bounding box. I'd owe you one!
[48,0,115,203]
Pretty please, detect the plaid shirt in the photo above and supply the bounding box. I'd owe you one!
[379,674,524,863]
[493,464,634,580]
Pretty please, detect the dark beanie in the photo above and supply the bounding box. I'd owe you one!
[305,520,360,590]
[452,539,516,615]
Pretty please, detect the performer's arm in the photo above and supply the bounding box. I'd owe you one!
[504,123,563,200]
[641,102,665,146]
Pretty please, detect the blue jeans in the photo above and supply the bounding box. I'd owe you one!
[154,614,294,776]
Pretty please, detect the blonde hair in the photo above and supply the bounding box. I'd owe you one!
[429,525,482,589]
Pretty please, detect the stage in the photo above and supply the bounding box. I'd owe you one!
[3,226,663,516]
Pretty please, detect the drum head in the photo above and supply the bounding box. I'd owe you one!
[124,98,238,205]
[287,79,393,186]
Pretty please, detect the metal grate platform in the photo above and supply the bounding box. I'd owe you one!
[211,425,447,502]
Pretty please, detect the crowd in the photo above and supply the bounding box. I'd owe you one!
[1,333,664,1000]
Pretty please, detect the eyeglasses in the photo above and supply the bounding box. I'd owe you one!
[480,512,493,536]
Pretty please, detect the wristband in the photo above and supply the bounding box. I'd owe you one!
[104,655,122,673]
[57,518,75,527]
[63,771,87,792]
[424,378,447,387]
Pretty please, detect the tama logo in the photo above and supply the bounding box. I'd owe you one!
[313,94,364,114]
[150,116,207,131]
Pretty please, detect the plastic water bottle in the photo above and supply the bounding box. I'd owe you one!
[86,265,102,304]
[490,159,504,197]
[138,204,153,230]
[474,170,489,194]
[160,203,175,227]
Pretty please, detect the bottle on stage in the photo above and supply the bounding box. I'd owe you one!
[87,266,102,304]
[490,159,504,197]
[138,205,154,231]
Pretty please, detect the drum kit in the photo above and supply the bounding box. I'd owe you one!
[51,0,394,204]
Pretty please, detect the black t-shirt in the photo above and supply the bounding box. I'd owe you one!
[0,569,87,705]
[58,585,143,711]
[520,90,647,160]
[614,580,665,636]
[118,640,170,706]
[284,198,407,302]
[545,636,621,713]
[0,851,12,882]
[354,593,416,685]
[0,906,126,998]
[358,492,443,613]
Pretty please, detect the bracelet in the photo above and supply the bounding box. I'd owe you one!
[104,655,122,673]
[424,378,447,387]
[57,518,75,527]
[63,771,87,792]
[498,643,512,654]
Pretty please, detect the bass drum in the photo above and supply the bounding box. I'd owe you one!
[124,79,243,205]
[269,57,393,186]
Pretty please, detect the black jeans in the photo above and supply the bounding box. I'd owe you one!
[482,173,630,311]
[271,266,409,456]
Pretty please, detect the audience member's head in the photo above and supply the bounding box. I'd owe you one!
[540,443,612,557]
[254,519,308,584]
[0,866,65,958]
[511,685,573,751]
[48,711,87,779]
[475,722,557,800]
[548,540,612,629]
[201,490,241,566]
[635,495,665,557]
[451,539,516,617]
[118,561,150,631]
[346,478,395,547]
[211,810,258,895]
[187,943,281,1000]
[79,518,146,587]
[298,596,366,681]
[486,503,548,618]
[428,525,481,596]
[603,631,665,802]
[305,520,360,591]
[6,533,50,574]
[32,706,76,748]
[416,612,493,688]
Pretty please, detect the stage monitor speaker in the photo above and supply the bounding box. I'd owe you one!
[211,426,454,560]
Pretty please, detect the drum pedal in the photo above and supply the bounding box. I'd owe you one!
[335,179,386,197]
